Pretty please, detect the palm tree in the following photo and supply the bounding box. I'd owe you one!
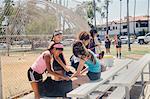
[86,0,101,28]
[127,0,131,51]
[103,0,111,35]
[93,0,96,28]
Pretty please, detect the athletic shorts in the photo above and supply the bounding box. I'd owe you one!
[27,68,42,82]
[87,71,101,81]
[116,46,121,48]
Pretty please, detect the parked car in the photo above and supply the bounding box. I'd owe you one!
[111,36,135,45]
[120,36,135,44]
[62,39,75,46]
[137,33,150,44]
[0,43,7,49]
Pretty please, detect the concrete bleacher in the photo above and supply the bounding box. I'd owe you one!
[67,59,133,98]
[67,54,150,99]
[107,54,150,99]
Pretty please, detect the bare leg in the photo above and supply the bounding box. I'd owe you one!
[31,82,40,99]
[108,48,111,53]
[116,48,118,58]
[72,75,90,89]
[118,48,121,58]
[106,48,109,54]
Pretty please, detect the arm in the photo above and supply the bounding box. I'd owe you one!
[80,67,88,75]
[71,59,85,78]
[54,53,70,72]
[44,54,69,80]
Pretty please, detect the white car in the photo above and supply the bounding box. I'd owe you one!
[137,33,150,44]
[0,43,7,49]
[62,39,75,46]
[120,36,135,44]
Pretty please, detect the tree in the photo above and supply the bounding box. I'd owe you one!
[86,0,103,27]
[0,14,4,35]
[4,0,14,16]
[103,0,111,35]
[24,0,57,35]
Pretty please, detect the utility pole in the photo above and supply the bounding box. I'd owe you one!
[6,23,10,56]
[147,0,149,33]
[106,0,109,35]
[120,0,122,36]
[0,56,3,99]
[93,0,96,29]
[133,0,136,37]
[127,0,131,51]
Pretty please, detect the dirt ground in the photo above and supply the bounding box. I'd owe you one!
[1,49,72,99]
[1,54,38,98]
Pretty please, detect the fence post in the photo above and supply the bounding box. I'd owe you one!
[0,56,3,99]
[149,62,150,81]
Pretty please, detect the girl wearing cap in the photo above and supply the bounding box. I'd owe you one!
[50,30,71,80]
[71,41,101,86]
[27,43,70,99]
[51,30,63,43]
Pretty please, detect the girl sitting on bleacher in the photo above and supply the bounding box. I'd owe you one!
[71,41,102,82]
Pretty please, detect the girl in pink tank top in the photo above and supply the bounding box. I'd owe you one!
[27,43,70,99]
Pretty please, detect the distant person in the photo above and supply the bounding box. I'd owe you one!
[71,41,102,83]
[115,35,122,58]
[105,36,111,54]
[89,28,102,54]
[27,43,70,99]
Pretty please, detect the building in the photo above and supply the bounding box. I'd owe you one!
[97,16,150,36]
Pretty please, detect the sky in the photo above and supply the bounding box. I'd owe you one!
[70,0,149,22]
[0,0,149,24]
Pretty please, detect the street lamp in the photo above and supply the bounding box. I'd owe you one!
[147,0,149,33]
[106,0,109,35]
[133,0,136,37]
[120,0,122,36]
[127,0,131,51]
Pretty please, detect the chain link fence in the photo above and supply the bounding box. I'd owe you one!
[0,36,49,99]
[0,35,74,99]
[0,0,89,98]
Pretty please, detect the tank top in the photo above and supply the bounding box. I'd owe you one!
[31,50,51,74]
[85,50,101,73]
[53,53,66,71]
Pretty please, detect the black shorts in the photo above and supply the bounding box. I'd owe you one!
[87,71,101,81]
[116,46,121,48]
[27,68,42,82]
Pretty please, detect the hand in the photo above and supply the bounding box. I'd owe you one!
[62,76,70,81]
[69,66,76,73]
[64,66,71,72]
